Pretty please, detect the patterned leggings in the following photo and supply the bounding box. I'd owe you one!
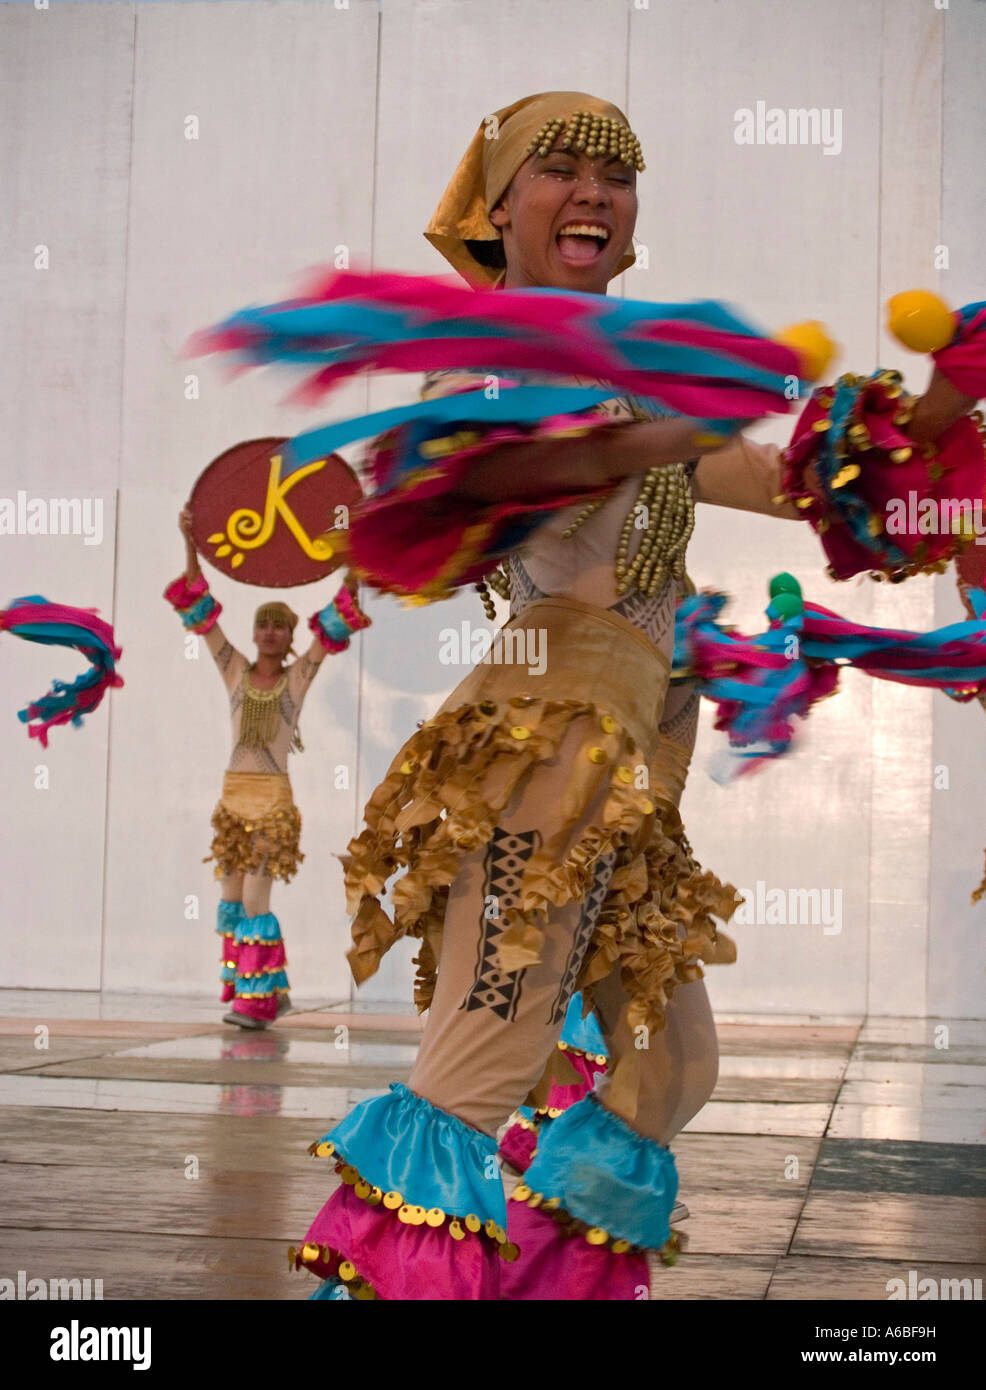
[409,714,719,1145]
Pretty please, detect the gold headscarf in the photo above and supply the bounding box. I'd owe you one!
[424,91,645,287]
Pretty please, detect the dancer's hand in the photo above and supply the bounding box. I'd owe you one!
[179,504,201,580]
[906,368,980,445]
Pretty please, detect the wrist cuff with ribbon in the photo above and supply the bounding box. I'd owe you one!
[310,582,371,653]
[932,300,986,400]
[163,574,222,633]
[781,370,986,581]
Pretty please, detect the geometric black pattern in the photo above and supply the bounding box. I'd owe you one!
[609,580,674,646]
[548,848,617,1023]
[461,828,541,1021]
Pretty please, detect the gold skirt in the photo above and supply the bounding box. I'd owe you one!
[206,771,303,882]
[343,596,738,1039]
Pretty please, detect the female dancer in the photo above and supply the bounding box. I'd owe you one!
[287,91,980,1298]
[166,505,370,1029]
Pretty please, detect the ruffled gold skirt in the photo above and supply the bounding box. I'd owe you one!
[206,771,303,882]
[342,597,738,1039]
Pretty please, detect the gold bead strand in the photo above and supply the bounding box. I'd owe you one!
[475,581,497,622]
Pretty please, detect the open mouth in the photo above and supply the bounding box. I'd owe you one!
[555,223,610,267]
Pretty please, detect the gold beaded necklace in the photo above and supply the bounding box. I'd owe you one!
[477,396,695,618]
[238,668,288,749]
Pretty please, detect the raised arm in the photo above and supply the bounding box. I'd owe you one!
[290,571,371,703]
[166,506,247,689]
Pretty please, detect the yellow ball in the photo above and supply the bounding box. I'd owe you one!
[887,290,954,354]
[775,320,837,381]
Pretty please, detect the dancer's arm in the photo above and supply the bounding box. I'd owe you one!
[167,507,247,688]
[692,368,981,519]
[449,414,717,504]
[295,571,371,697]
[422,366,718,504]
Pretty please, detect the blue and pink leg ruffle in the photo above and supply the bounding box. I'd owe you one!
[294,1083,513,1300]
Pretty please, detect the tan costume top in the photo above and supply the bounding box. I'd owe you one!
[202,624,325,774]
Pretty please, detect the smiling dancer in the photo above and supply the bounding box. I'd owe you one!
[166,505,369,1029]
[283,91,982,1300]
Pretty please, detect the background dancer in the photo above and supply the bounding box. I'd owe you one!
[166,505,369,1029]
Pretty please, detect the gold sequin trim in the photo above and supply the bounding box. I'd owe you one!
[304,1150,517,1260]
[288,1243,378,1298]
[557,1039,609,1066]
[510,1184,684,1263]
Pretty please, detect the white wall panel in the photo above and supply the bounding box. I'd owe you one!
[0,518,117,989]
[0,3,132,988]
[0,4,134,496]
[928,0,986,1020]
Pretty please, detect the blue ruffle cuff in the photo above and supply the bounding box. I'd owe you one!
[560,992,609,1059]
[234,912,282,944]
[216,900,245,935]
[317,1083,506,1225]
[522,1094,677,1249]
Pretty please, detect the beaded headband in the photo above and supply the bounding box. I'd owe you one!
[523,110,645,170]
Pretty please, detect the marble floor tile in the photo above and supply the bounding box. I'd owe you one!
[766,1255,986,1301]
[0,1017,218,1040]
[807,1138,986,1199]
[0,1161,335,1243]
[718,1053,849,1080]
[791,1192,986,1263]
[858,1018,986,1047]
[0,1228,311,1301]
[837,1078,986,1109]
[649,1254,777,1300]
[674,1134,821,1195]
[278,1010,425,1033]
[683,1100,832,1137]
[711,1077,841,1104]
[0,1036,156,1071]
[844,1059,985,1086]
[675,1192,806,1256]
[851,1042,986,1069]
[0,1106,328,1173]
[0,1073,362,1120]
[715,1014,863,1031]
[828,1103,986,1145]
[110,1035,420,1067]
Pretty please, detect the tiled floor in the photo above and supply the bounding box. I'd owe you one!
[0,992,983,1300]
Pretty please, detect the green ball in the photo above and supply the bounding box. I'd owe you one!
[769,572,802,599]
[770,592,804,621]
